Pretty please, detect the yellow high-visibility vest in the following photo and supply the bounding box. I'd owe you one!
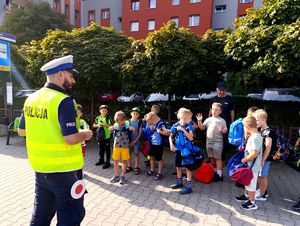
[24,87,83,173]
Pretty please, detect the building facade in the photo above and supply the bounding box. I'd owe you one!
[122,0,214,40]
[1,0,263,39]
[212,0,263,30]
[81,0,122,30]
[122,0,263,39]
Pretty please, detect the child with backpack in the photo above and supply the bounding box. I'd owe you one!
[197,102,227,181]
[145,112,170,180]
[109,111,135,185]
[170,108,200,194]
[93,105,112,169]
[126,107,143,175]
[254,109,277,201]
[235,115,263,210]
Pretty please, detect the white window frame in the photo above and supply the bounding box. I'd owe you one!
[190,0,201,3]
[189,15,200,27]
[171,17,179,27]
[131,0,140,11]
[172,0,180,5]
[130,21,139,32]
[240,0,252,3]
[102,9,110,19]
[148,20,155,30]
[149,0,156,9]
[215,5,226,13]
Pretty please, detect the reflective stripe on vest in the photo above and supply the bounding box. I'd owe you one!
[24,87,83,173]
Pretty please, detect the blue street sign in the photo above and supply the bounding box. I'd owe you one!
[0,41,11,72]
[0,32,16,43]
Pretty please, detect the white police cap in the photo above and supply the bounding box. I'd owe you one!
[40,55,79,76]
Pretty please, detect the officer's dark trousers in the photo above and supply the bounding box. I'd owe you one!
[30,170,85,226]
[98,138,111,164]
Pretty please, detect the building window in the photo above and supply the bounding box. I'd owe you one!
[171,17,179,27]
[53,0,60,10]
[148,20,155,30]
[172,0,180,5]
[149,0,156,8]
[102,9,110,19]
[240,0,252,3]
[75,10,80,19]
[130,21,139,32]
[131,0,140,11]
[65,4,69,16]
[190,0,201,3]
[88,11,95,24]
[189,15,200,26]
[215,5,226,13]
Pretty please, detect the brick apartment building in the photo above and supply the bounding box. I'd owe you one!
[0,0,263,39]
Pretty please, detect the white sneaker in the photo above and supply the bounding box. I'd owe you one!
[255,189,269,199]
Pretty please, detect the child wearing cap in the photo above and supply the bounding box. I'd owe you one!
[109,111,135,185]
[127,107,143,175]
[93,105,112,169]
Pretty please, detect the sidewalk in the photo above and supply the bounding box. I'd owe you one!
[0,136,299,226]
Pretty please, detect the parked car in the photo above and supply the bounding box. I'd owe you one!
[117,92,144,102]
[262,88,300,102]
[183,91,232,101]
[183,93,202,101]
[144,93,176,102]
[15,89,37,98]
[98,91,119,102]
[246,93,263,99]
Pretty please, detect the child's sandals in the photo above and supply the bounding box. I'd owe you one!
[134,167,140,175]
[126,167,133,173]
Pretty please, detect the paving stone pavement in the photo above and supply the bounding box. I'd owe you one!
[0,136,300,226]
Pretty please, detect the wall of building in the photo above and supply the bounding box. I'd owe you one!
[212,0,238,30]
[0,0,7,26]
[122,0,213,40]
[81,0,122,30]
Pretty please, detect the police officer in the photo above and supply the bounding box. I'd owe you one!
[18,55,93,226]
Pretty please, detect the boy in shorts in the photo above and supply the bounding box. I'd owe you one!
[197,102,227,181]
[145,112,170,180]
[235,116,263,210]
[109,111,135,185]
[254,109,277,201]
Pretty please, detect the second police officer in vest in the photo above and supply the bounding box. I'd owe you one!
[18,55,93,226]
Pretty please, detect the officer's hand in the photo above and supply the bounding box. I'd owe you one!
[83,130,93,140]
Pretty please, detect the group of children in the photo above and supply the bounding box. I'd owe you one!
[77,102,278,210]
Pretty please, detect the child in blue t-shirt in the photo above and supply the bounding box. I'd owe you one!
[145,112,170,180]
[126,107,142,175]
[169,108,196,195]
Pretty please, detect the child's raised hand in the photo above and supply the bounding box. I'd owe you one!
[196,113,203,121]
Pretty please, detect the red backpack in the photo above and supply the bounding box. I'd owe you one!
[194,162,214,184]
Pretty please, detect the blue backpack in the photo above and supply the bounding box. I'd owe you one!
[226,151,245,176]
[228,118,244,147]
[155,120,171,147]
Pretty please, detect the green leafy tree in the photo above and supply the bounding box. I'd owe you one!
[225,0,300,93]
[0,2,71,45]
[202,28,232,89]
[20,23,131,113]
[122,21,210,119]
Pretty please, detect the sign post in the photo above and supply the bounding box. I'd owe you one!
[0,32,16,124]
